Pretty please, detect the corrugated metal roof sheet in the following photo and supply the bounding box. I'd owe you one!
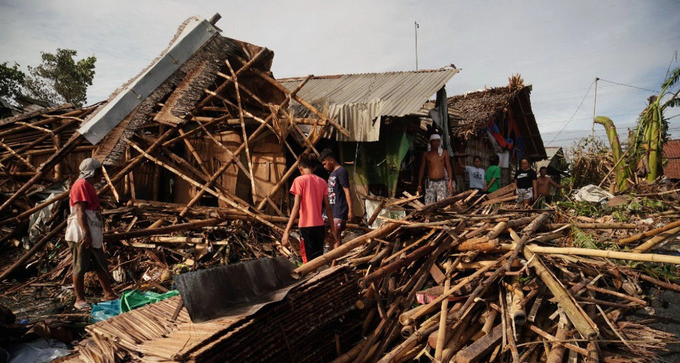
[663,139,680,179]
[663,139,680,159]
[279,68,459,141]
[78,18,218,145]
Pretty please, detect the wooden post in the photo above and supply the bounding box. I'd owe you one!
[105,219,220,242]
[523,246,599,340]
[293,221,402,275]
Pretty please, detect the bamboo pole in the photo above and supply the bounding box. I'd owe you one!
[101,166,120,203]
[618,219,680,245]
[0,119,80,164]
[523,246,599,340]
[0,133,83,213]
[526,244,680,265]
[178,130,211,177]
[293,221,402,275]
[225,59,257,205]
[0,140,37,171]
[105,219,220,242]
[399,254,504,326]
[127,141,282,232]
[99,126,178,196]
[434,261,454,362]
[632,225,680,253]
[242,64,350,137]
[546,313,570,363]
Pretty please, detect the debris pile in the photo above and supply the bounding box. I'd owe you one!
[65,266,360,362]
[294,186,679,362]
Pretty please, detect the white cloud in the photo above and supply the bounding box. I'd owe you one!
[1,0,678,148]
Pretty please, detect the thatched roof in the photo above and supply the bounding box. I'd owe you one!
[445,85,546,160]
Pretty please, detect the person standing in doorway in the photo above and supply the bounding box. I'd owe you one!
[283,153,338,264]
[461,155,486,192]
[418,134,454,204]
[320,149,353,249]
[514,158,537,206]
[66,158,116,310]
[484,155,501,193]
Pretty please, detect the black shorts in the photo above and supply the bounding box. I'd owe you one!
[299,226,325,263]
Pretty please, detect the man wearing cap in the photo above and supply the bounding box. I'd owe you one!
[65,158,116,310]
[417,134,454,204]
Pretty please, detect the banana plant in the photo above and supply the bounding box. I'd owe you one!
[632,66,680,181]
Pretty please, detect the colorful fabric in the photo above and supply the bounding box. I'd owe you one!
[290,174,328,227]
[328,167,350,220]
[485,165,501,192]
[70,178,100,210]
[425,179,449,204]
[465,166,486,189]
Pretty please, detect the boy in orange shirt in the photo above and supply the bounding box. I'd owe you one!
[283,153,338,263]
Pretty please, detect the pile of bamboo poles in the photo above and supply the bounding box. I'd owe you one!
[0,32,350,293]
[287,189,680,362]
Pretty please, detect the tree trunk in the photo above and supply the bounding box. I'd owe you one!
[594,116,628,191]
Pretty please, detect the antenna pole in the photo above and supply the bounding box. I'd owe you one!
[591,77,599,137]
[415,21,419,70]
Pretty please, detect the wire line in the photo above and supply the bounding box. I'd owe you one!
[548,79,595,145]
[597,78,658,93]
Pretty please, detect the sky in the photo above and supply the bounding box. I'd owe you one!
[1,0,679,149]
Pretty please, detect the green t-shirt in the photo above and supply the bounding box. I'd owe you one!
[485,165,501,192]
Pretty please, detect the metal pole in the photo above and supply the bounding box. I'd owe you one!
[415,21,419,70]
[591,77,599,138]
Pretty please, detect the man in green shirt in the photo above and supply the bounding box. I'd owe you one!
[484,154,501,193]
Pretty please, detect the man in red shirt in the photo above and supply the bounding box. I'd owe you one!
[282,153,338,264]
[65,158,116,310]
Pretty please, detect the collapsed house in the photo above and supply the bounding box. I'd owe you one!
[442,82,547,188]
[2,14,680,363]
[278,68,459,217]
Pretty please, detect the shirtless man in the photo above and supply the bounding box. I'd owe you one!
[417,134,454,204]
[536,166,565,204]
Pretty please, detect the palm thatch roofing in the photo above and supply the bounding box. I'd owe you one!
[445,85,547,160]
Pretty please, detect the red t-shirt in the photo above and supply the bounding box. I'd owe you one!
[70,178,100,211]
[290,174,328,228]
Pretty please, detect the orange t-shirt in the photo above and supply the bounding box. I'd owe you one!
[290,174,328,228]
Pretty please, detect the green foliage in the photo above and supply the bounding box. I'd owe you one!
[612,210,627,222]
[1,49,96,107]
[557,200,604,218]
[0,62,26,104]
[566,137,610,188]
[572,226,600,249]
[25,49,96,107]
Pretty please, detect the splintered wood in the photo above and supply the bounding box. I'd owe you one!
[288,187,679,363]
